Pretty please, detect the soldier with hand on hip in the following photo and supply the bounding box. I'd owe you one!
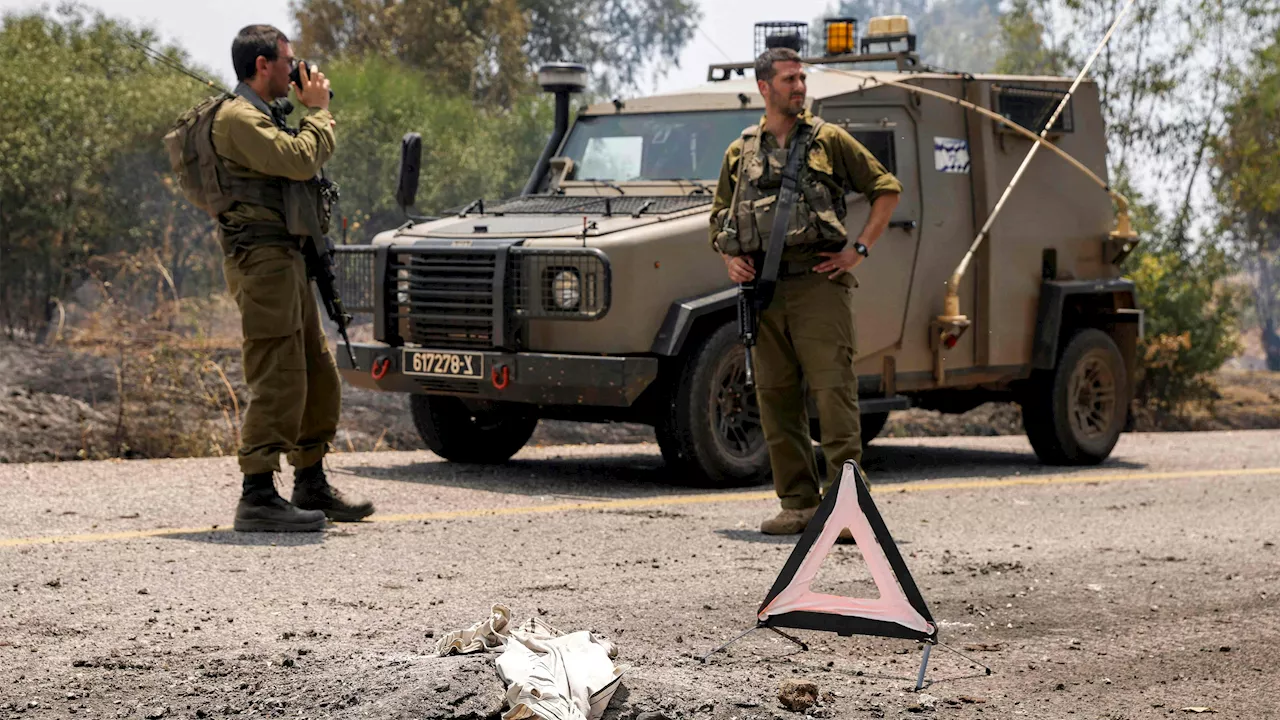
[709,46,901,536]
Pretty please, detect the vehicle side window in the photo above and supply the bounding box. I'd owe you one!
[994,84,1074,134]
[850,130,897,175]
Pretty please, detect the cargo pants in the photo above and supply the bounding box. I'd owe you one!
[223,244,341,475]
[752,270,862,510]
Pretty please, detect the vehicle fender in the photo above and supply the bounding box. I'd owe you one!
[650,287,738,356]
[1033,279,1143,370]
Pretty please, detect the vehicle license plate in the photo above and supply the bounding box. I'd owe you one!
[402,349,484,379]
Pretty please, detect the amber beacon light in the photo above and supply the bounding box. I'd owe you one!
[824,18,857,55]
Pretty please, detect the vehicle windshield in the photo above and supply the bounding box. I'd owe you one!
[559,109,759,182]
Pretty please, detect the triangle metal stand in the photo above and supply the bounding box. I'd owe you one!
[700,622,808,664]
[914,641,934,691]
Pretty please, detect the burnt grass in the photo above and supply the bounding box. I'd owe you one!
[2,339,1279,464]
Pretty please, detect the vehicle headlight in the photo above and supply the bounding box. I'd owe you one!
[397,268,410,305]
[552,270,581,310]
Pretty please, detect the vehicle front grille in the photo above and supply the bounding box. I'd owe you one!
[332,246,377,313]
[391,250,498,350]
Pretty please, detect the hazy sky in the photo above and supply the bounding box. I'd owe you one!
[0,0,841,95]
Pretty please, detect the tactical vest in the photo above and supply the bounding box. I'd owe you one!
[163,94,286,221]
[716,118,849,257]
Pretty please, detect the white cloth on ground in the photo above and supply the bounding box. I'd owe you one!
[435,604,626,720]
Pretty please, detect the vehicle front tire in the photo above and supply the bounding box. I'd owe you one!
[655,322,770,487]
[409,395,538,464]
[1021,328,1129,465]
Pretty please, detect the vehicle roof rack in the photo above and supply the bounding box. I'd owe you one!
[707,51,921,82]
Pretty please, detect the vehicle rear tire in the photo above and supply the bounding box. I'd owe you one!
[655,322,770,487]
[409,395,537,464]
[1021,328,1129,465]
[810,411,890,447]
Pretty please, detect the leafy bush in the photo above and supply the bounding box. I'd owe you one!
[312,54,551,242]
[1126,244,1244,415]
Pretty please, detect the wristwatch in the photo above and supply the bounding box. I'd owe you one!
[852,241,869,258]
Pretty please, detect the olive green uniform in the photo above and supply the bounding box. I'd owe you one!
[212,87,340,476]
[710,110,902,509]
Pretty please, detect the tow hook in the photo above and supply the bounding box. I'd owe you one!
[492,364,510,390]
[371,356,392,381]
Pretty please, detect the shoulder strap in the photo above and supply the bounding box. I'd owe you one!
[756,122,814,304]
[721,124,762,241]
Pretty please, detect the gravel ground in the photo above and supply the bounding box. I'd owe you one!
[2,431,1279,719]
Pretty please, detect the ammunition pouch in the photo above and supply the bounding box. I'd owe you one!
[718,118,849,258]
[283,180,332,239]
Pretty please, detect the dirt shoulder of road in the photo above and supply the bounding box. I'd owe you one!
[2,435,1279,720]
[3,339,1279,464]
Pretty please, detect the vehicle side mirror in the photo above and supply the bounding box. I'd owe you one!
[396,132,423,211]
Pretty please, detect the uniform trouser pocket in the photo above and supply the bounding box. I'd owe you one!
[786,273,856,390]
[785,275,861,482]
[224,246,332,473]
[225,246,306,368]
[750,273,862,503]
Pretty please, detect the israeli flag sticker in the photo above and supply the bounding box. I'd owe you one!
[934,137,970,174]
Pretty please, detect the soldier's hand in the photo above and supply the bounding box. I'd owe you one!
[296,62,331,111]
[724,254,756,283]
[813,248,864,279]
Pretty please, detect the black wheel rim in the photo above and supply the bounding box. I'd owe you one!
[1068,349,1117,442]
[711,346,764,459]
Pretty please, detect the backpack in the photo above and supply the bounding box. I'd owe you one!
[163,94,235,218]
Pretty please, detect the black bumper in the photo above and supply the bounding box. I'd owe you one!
[337,342,659,407]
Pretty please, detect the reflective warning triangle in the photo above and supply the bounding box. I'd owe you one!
[757,460,937,642]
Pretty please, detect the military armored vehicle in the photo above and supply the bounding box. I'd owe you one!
[332,16,1143,486]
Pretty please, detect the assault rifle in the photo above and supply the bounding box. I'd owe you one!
[274,105,359,371]
[301,210,359,371]
[736,123,813,391]
[738,257,764,390]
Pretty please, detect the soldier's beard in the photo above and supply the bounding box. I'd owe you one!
[768,88,806,116]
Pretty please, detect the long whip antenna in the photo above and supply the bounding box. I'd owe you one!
[944,0,1140,301]
[125,37,230,94]
[800,0,1140,357]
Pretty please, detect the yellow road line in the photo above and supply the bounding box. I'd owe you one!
[2,466,1277,549]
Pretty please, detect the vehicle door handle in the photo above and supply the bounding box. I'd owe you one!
[889,220,918,230]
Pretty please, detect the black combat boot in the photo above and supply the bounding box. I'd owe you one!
[291,462,375,522]
[234,472,328,532]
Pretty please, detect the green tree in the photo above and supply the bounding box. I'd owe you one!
[289,0,532,107]
[1213,33,1280,370]
[319,55,550,240]
[0,4,220,339]
[993,0,1067,75]
[520,0,699,96]
[1121,190,1245,413]
[290,0,701,101]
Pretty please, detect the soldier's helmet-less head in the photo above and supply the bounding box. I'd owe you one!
[231,24,295,101]
[755,47,807,117]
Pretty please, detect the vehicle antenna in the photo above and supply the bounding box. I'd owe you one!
[803,0,1139,348]
[125,37,230,95]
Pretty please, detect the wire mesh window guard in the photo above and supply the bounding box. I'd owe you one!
[994,84,1075,134]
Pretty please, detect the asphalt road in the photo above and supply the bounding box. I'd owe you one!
[2,430,1278,719]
